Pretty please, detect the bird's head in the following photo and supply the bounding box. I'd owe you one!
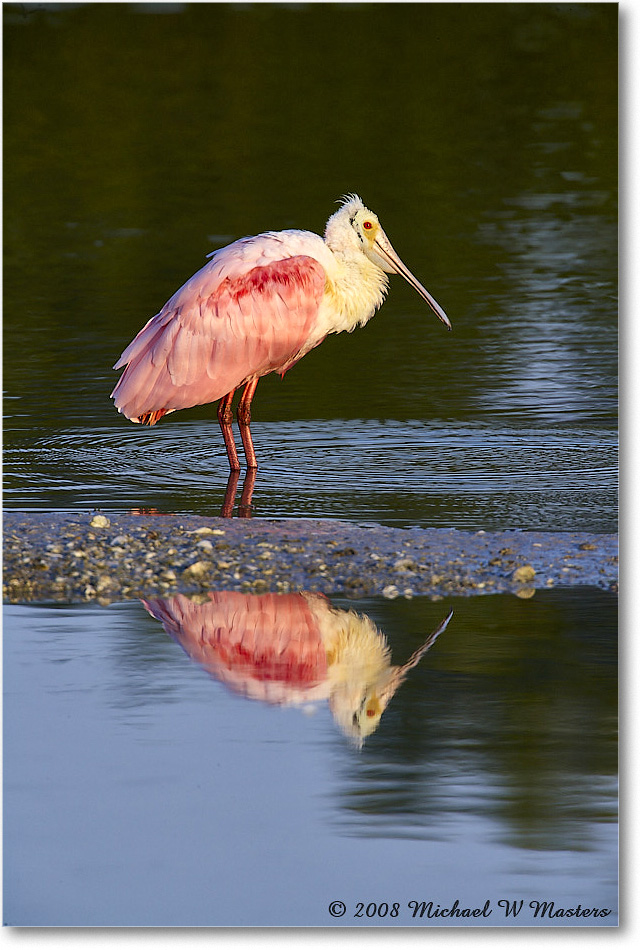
[328,676,395,748]
[327,607,454,748]
[325,194,451,329]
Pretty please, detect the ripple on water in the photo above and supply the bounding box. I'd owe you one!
[3,419,617,531]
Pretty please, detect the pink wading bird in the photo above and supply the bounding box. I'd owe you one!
[111,194,451,476]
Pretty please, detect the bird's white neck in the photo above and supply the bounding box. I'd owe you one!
[322,237,389,334]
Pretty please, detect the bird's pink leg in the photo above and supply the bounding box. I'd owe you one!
[217,389,241,471]
[237,378,259,470]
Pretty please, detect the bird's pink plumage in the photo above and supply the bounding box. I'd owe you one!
[111,241,326,423]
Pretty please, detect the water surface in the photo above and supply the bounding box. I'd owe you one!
[3,2,617,531]
[2,4,618,928]
[5,419,617,531]
[3,588,617,926]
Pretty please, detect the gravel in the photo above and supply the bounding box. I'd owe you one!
[2,510,618,605]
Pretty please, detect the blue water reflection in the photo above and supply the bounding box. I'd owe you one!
[142,591,452,745]
[3,589,617,926]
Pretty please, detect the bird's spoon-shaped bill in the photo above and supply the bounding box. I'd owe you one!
[373,229,452,330]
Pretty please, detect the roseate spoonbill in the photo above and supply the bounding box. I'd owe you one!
[143,589,453,744]
[111,194,451,471]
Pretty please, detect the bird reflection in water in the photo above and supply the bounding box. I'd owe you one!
[142,591,453,745]
[129,469,256,518]
[222,468,256,517]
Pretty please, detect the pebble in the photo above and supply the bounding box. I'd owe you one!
[187,527,225,536]
[90,514,110,529]
[182,561,210,578]
[512,565,536,584]
[393,557,417,573]
[2,512,618,605]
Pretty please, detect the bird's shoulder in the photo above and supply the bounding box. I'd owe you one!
[206,228,334,274]
[163,230,331,314]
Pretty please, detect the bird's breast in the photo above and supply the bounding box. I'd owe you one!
[317,258,389,337]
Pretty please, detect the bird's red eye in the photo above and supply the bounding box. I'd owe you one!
[367,708,376,717]
[363,221,373,230]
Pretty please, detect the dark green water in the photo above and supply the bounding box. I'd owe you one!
[3,2,617,529]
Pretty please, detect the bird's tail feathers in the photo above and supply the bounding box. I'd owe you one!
[136,409,168,426]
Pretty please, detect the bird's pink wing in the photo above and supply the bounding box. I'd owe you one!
[111,240,326,423]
